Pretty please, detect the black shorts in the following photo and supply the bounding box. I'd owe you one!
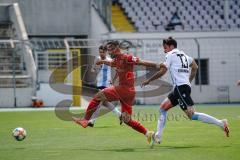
[97,86,107,90]
[168,84,194,110]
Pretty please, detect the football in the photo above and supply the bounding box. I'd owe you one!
[12,127,27,141]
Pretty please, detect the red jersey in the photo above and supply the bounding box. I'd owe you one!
[112,53,139,87]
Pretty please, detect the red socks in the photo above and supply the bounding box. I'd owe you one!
[84,97,100,120]
[126,119,147,135]
[84,97,147,136]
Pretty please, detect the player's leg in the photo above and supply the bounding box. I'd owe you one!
[88,87,122,127]
[177,85,230,137]
[121,108,147,135]
[86,86,122,118]
[72,90,106,128]
[154,97,174,144]
[121,109,154,144]
[102,101,121,117]
[100,86,122,118]
[119,91,154,144]
[88,101,121,127]
[87,87,106,126]
[186,107,229,137]
[184,107,229,137]
[84,91,106,120]
[88,87,121,127]
[87,105,101,127]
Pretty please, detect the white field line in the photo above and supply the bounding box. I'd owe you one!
[0,107,85,112]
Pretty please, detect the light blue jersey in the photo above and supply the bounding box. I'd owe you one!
[93,56,112,88]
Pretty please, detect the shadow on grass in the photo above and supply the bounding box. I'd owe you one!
[14,147,26,150]
[154,145,231,149]
[47,145,232,153]
[91,126,115,129]
[105,146,202,152]
[157,145,200,149]
[70,145,200,153]
[74,147,147,152]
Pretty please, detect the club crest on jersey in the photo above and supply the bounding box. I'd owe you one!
[126,72,134,80]
[132,56,139,62]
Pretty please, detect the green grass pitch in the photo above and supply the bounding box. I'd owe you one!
[0,104,239,160]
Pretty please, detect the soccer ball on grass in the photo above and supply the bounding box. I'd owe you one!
[12,127,27,141]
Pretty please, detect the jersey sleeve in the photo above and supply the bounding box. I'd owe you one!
[126,54,140,64]
[187,55,193,66]
[92,56,101,70]
[163,54,172,69]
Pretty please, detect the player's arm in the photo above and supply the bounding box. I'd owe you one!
[189,59,198,83]
[137,60,160,68]
[237,80,240,86]
[96,60,116,67]
[141,63,167,87]
[126,55,159,68]
[91,57,100,72]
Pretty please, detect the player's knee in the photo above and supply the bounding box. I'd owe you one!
[187,113,192,120]
[95,91,107,101]
[122,112,131,123]
[160,105,167,112]
[160,100,171,111]
[160,101,167,110]
[186,110,195,120]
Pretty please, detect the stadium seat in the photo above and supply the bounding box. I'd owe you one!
[116,0,240,32]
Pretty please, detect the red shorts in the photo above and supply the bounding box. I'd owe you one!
[102,86,135,115]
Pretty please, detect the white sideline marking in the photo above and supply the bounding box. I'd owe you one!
[0,107,84,112]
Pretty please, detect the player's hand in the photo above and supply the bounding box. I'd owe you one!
[91,68,96,73]
[141,80,150,88]
[96,60,103,65]
[237,80,240,86]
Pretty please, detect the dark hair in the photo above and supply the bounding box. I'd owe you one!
[163,37,177,48]
[106,40,119,47]
[99,45,107,51]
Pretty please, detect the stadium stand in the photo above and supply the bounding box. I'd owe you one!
[0,22,31,88]
[0,3,35,107]
[116,0,240,32]
[112,3,136,32]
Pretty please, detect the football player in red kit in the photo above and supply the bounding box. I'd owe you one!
[73,41,158,144]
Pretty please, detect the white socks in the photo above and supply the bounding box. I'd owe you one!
[154,110,224,142]
[155,109,167,139]
[192,112,223,127]
[89,102,121,124]
[104,102,121,117]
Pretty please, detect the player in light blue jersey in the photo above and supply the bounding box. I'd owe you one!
[142,37,230,145]
[93,50,112,89]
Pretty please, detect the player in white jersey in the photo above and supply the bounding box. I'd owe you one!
[141,37,230,145]
[88,45,121,127]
